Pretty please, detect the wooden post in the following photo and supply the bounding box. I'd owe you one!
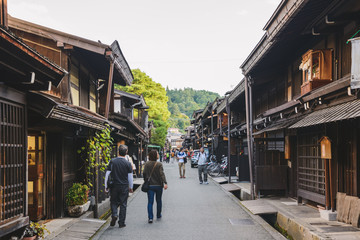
[0,0,8,28]
[324,159,330,210]
[244,75,254,200]
[105,61,114,119]
[329,158,334,211]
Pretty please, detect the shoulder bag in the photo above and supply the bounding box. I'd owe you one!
[141,162,158,192]
[107,160,114,189]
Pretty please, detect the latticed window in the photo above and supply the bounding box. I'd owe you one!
[0,99,26,224]
[298,133,325,196]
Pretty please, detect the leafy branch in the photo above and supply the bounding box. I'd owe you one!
[78,124,114,188]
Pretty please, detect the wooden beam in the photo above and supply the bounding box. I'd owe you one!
[0,0,8,28]
[105,61,114,119]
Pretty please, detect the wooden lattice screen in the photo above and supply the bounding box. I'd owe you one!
[0,99,26,224]
[298,133,325,196]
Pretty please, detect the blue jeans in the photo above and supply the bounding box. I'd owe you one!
[147,186,163,220]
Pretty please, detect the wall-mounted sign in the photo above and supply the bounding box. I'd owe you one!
[320,136,331,159]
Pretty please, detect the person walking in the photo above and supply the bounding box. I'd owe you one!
[197,147,209,184]
[170,150,175,163]
[105,145,134,228]
[166,151,170,163]
[177,148,187,178]
[143,150,168,223]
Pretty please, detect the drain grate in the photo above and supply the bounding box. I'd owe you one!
[229,218,254,225]
[310,222,328,226]
[319,226,360,232]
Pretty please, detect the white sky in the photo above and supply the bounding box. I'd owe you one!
[8,0,281,95]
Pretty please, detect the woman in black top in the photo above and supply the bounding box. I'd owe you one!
[143,150,168,223]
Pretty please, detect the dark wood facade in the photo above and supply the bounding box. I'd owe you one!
[0,5,66,236]
[238,0,360,207]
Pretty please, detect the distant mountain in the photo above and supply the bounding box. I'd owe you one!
[166,87,220,131]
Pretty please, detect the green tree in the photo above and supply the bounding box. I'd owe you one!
[116,69,170,147]
[166,88,219,131]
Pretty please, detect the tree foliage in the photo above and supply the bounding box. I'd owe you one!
[116,69,170,147]
[167,88,220,131]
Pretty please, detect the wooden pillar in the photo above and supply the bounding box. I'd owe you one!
[0,0,8,28]
[325,159,330,210]
[105,60,114,119]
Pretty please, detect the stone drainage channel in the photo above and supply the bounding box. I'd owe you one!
[216,179,291,240]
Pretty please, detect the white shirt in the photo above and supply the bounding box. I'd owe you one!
[197,152,207,165]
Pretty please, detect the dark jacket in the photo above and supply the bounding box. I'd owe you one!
[143,161,167,186]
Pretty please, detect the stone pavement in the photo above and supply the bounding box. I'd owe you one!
[93,162,284,240]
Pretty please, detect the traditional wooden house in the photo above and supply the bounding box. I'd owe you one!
[5,15,133,223]
[0,1,67,237]
[191,109,204,150]
[215,81,249,180]
[240,0,360,208]
[110,89,149,176]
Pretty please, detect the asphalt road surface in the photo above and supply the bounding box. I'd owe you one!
[95,162,278,240]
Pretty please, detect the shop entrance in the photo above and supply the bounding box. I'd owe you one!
[28,134,45,221]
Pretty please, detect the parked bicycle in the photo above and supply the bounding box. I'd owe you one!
[208,156,228,177]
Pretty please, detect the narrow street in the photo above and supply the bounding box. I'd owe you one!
[95,163,278,240]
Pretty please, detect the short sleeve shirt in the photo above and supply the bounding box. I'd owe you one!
[107,157,132,186]
[177,152,186,163]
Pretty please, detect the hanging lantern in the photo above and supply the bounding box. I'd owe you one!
[320,136,332,159]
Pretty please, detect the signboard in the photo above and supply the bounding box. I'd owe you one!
[351,37,360,89]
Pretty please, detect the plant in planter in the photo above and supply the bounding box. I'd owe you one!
[23,221,50,240]
[66,182,90,217]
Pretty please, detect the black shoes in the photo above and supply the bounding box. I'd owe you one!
[119,224,126,228]
[110,216,117,226]
[148,219,153,223]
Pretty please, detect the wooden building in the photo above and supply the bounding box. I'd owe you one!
[110,89,149,176]
[0,1,67,237]
[239,0,360,208]
[1,13,133,231]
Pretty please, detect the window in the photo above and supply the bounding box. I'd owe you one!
[298,132,325,196]
[114,99,121,113]
[0,100,26,223]
[90,76,97,112]
[70,61,80,106]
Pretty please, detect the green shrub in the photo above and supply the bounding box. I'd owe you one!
[66,183,89,206]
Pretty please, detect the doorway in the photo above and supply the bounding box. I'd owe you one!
[28,134,45,221]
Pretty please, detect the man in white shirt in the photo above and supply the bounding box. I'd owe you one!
[197,147,208,184]
[177,148,187,178]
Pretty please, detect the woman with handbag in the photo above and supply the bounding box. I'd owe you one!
[143,150,168,223]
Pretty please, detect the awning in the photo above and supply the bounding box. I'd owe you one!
[28,92,107,130]
[289,99,360,129]
[254,118,302,135]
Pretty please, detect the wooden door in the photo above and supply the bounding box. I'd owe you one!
[28,134,45,221]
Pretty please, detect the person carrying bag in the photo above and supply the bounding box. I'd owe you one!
[141,162,158,192]
[143,150,168,223]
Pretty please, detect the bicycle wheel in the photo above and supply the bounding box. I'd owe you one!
[209,166,221,177]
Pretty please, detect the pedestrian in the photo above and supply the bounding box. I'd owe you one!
[166,151,170,163]
[105,145,134,228]
[177,148,187,178]
[143,150,168,223]
[197,147,209,184]
[170,150,175,163]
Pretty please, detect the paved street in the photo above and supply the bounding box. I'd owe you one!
[96,163,278,240]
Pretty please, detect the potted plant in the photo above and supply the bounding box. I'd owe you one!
[23,221,50,240]
[66,182,90,217]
